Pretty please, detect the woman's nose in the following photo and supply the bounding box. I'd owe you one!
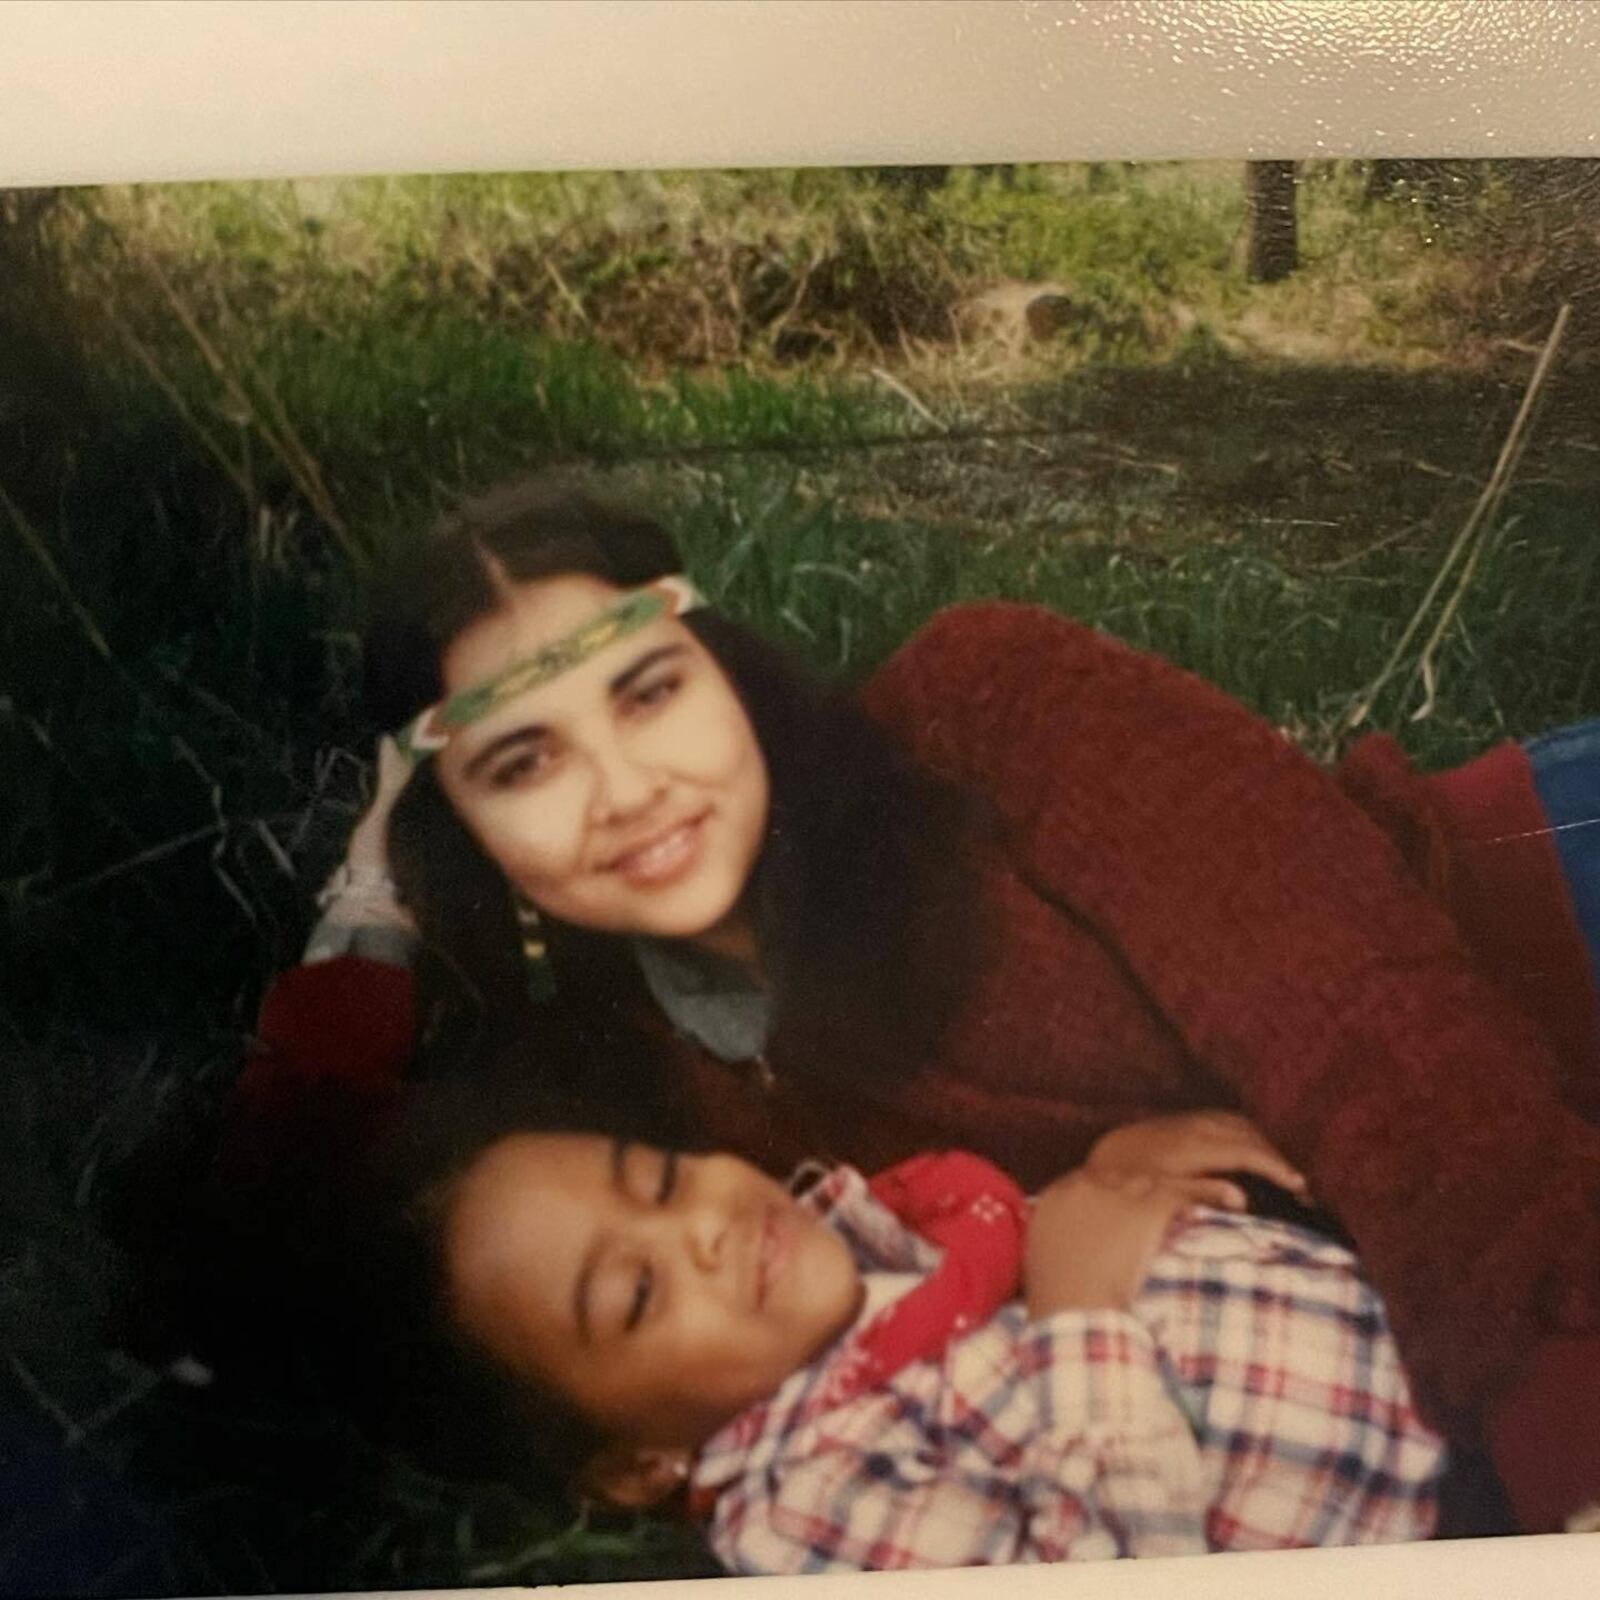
[586,736,661,821]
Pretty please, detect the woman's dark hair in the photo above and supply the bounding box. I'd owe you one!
[365,474,985,1108]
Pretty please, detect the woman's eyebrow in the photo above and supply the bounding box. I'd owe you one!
[609,643,687,697]
[460,723,546,782]
[458,644,685,780]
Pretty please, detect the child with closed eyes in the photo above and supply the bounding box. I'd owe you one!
[346,1094,1445,1576]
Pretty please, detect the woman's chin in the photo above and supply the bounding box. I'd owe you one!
[571,878,746,949]
[642,890,747,949]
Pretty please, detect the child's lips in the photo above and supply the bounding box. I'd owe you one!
[756,1205,791,1309]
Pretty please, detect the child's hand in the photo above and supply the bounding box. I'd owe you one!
[1086,1111,1308,1214]
[1024,1170,1191,1317]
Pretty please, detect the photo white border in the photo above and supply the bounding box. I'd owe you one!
[4,2,1597,1595]
[5,0,1600,186]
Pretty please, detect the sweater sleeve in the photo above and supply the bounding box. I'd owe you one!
[708,1312,1208,1574]
[216,955,419,1193]
[861,603,1600,1447]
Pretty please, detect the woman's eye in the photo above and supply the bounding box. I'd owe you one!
[628,674,681,713]
[625,1262,654,1332]
[489,745,554,789]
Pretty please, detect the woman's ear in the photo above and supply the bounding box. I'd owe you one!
[577,1442,691,1510]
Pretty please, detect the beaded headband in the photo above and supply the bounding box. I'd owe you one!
[395,574,707,761]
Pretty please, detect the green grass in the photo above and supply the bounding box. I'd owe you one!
[5,159,1600,1593]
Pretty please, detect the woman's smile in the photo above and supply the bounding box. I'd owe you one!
[603,807,713,888]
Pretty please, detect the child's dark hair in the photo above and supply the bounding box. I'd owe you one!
[329,1073,660,1494]
[364,473,988,1098]
[184,1066,640,1499]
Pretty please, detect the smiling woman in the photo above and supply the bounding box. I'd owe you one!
[364,475,979,1097]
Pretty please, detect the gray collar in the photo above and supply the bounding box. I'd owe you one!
[634,938,772,1064]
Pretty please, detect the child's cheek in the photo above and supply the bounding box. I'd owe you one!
[669,1307,760,1409]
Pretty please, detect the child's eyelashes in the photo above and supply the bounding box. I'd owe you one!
[625,1262,655,1332]
[657,1149,680,1204]
[617,1141,682,1207]
[609,1149,680,1335]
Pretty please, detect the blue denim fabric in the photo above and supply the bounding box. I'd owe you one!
[1524,717,1600,995]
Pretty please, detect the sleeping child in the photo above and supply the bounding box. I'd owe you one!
[348,1106,1445,1575]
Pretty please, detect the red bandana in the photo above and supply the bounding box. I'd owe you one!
[686,1150,1027,1524]
[812,1150,1030,1409]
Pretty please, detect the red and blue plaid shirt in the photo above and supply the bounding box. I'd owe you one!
[692,1165,1445,1573]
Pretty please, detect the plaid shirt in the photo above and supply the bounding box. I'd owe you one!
[692,1166,1445,1573]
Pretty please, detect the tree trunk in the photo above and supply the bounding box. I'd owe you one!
[1246,161,1298,283]
[869,165,951,208]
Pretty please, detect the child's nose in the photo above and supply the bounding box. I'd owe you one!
[683,1203,726,1275]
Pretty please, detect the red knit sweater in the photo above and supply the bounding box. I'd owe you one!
[235,602,1600,1531]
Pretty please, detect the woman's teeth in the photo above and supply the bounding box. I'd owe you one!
[615,818,700,882]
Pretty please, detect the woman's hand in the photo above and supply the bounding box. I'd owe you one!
[1025,1169,1191,1316]
[344,735,413,878]
[1086,1111,1308,1213]
[314,737,417,933]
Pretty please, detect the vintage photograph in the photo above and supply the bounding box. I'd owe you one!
[3,157,1599,1594]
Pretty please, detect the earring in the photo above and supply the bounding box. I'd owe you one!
[514,891,557,1004]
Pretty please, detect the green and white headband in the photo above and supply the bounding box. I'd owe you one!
[396,574,707,761]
